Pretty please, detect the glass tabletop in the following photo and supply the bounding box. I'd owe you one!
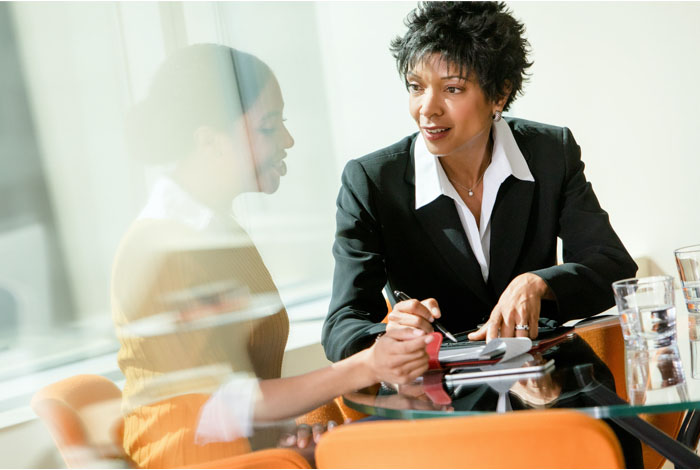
[344,299,700,420]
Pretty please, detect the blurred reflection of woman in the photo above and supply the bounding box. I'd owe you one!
[112,44,432,468]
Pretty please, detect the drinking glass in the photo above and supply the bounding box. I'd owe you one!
[675,244,700,313]
[612,275,677,349]
[674,244,700,377]
[612,275,681,402]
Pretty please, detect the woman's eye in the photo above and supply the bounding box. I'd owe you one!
[446,86,463,94]
[407,83,422,93]
[259,118,285,136]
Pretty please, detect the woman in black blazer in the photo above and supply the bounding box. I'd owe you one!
[323,2,636,364]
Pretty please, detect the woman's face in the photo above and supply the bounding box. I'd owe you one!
[244,77,295,194]
[407,54,498,158]
[216,77,294,196]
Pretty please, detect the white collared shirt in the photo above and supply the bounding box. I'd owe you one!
[414,118,535,282]
[137,176,238,234]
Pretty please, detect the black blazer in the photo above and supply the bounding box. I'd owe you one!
[322,117,637,361]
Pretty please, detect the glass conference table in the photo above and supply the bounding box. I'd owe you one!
[343,304,700,468]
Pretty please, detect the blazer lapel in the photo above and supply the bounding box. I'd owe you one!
[488,175,535,293]
[406,142,491,305]
[413,197,492,306]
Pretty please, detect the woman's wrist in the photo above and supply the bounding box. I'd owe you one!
[341,347,379,390]
[524,272,554,300]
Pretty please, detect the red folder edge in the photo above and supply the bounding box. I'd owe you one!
[422,370,452,405]
[426,332,443,370]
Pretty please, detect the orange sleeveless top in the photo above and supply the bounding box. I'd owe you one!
[112,219,288,468]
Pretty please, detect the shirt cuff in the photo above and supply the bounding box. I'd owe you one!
[195,374,260,445]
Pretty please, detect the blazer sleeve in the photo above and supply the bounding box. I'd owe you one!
[530,127,637,319]
[322,159,389,362]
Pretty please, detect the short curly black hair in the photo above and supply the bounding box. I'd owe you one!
[390,1,532,111]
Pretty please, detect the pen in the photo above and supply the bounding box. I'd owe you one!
[393,290,458,343]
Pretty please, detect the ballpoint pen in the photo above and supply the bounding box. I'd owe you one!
[393,290,458,343]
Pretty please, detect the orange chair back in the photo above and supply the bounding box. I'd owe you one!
[316,409,624,468]
[576,318,684,468]
[180,448,311,469]
[32,374,312,469]
[31,374,126,467]
[576,318,628,400]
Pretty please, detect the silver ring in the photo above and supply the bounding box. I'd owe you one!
[514,324,530,330]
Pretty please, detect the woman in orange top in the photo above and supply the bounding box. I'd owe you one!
[111,44,434,468]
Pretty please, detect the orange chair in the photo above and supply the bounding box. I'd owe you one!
[31,374,310,469]
[315,409,624,468]
[576,317,685,469]
[31,374,126,467]
[295,396,368,426]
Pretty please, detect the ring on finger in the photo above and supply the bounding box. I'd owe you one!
[514,324,530,330]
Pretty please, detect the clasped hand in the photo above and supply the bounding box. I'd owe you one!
[381,273,552,346]
[367,274,551,385]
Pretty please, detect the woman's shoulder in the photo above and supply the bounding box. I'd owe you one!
[341,133,417,183]
[505,117,580,164]
[505,116,570,142]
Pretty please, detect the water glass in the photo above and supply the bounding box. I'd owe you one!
[675,244,700,313]
[688,315,700,380]
[674,244,700,377]
[612,275,677,349]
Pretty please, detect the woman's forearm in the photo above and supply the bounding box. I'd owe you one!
[252,348,376,423]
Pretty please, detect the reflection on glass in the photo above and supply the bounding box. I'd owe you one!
[625,344,688,406]
[509,357,562,408]
[112,44,294,468]
[625,347,650,405]
[674,245,700,379]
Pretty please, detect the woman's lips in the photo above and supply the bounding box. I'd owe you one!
[422,127,451,141]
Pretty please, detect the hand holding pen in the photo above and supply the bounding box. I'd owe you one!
[392,290,458,343]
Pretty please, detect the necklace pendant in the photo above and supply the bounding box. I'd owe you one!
[468,189,474,197]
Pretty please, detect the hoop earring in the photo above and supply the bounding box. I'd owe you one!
[493,110,502,122]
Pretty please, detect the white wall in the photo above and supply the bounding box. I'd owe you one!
[315,1,417,176]
[509,1,700,278]
[317,1,700,279]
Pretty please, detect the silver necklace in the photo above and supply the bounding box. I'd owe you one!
[447,162,489,197]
